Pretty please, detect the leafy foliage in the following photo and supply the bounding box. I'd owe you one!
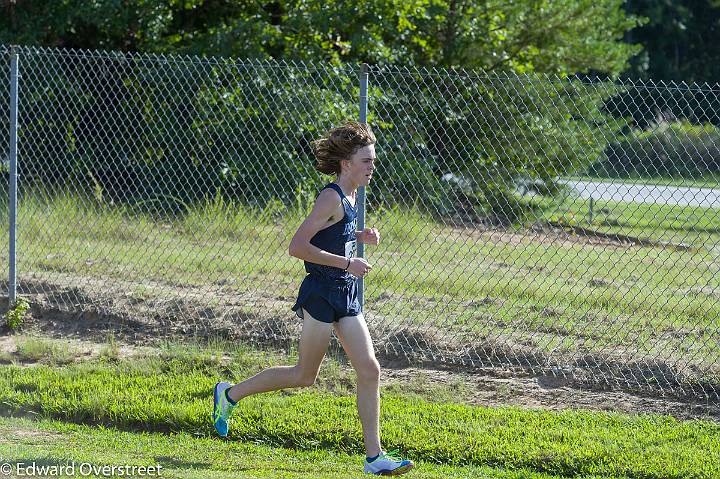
[12,47,629,224]
[624,0,720,83]
[4,297,29,331]
[1,1,643,222]
[1,0,641,75]
[591,120,720,179]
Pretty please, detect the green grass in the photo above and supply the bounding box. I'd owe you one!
[0,339,718,478]
[98,334,120,361]
[14,336,79,365]
[0,415,597,479]
[537,193,720,246]
[1,190,720,383]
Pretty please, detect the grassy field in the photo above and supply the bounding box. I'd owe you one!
[0,335,718,478]
[537,193,720,246]
[0,415,550,479]
[1,190,720,386]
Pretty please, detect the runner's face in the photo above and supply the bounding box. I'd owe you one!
[342,144,376,187]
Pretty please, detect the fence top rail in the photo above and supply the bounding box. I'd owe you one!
[369,63,720,93]
[3,43,720,93]
[0,44,357,75]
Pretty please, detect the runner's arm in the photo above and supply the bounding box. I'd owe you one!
[289,189,349,269]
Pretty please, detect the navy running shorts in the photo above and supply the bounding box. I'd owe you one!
[291,275,362,323]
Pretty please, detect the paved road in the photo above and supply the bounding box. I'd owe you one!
[561,179,720,208]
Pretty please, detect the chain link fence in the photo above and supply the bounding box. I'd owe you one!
[1,45,9,219]
[2,45,720,403]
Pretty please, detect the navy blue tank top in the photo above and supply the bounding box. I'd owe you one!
[305,183,357,283]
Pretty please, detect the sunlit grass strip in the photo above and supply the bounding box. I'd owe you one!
[0,415,586,479]
[0,357,717,478]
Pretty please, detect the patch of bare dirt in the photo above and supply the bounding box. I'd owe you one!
[447,223,643,250]
[443,221,702,254]
[0,332,142,367]
[0,423,65,444]
[0,335,15,355]
[380,367,719,421]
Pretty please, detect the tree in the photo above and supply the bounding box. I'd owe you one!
[415,0,641,77]
[1,1,642,223]
[2,1,641,77]
[0,0,174,51]
[624,0,720,83]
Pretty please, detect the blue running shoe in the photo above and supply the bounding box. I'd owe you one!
[364,450,414,476]
[212,381,236,437]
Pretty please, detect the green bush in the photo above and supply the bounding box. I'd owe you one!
[590,120,720,179]
[4,298,29,331]
[17,53,622,225]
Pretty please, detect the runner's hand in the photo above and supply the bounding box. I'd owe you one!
[358,228,380,245]
[347,258,372,277]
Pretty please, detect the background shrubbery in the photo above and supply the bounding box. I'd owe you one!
[590,120,720,180]
[9,48,628,225]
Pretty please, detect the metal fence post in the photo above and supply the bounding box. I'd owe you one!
[357,63,369,307]
[8,46,18,307]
